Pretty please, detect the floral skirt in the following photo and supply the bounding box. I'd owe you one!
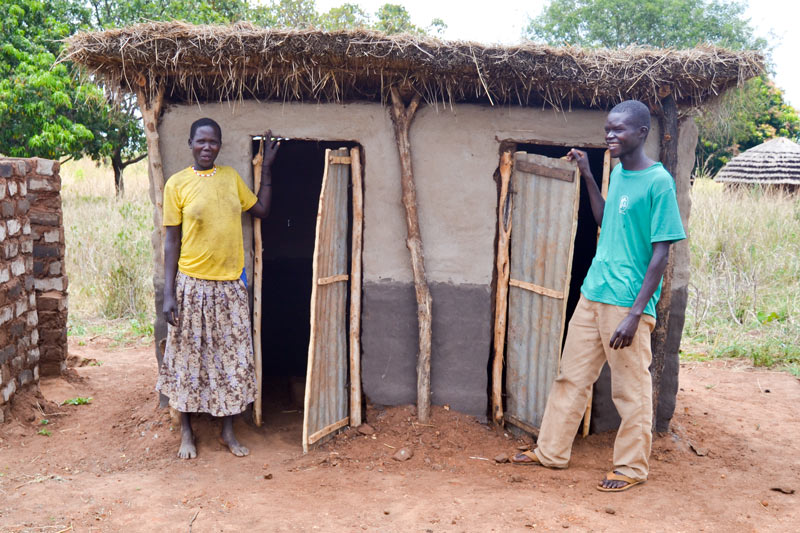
[156,272,256,417]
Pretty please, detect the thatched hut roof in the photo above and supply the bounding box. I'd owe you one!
[715,137,800,185]
[64,21,763,109]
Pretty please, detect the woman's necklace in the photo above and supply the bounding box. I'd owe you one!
[192,165,217,177]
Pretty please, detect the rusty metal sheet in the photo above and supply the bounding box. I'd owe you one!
[505,152,580,431]
[303,148,350,452]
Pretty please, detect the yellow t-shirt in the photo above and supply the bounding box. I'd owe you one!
[163,165,258,280]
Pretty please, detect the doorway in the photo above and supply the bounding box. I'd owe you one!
[251,138,361,449]
[492,143,608,433]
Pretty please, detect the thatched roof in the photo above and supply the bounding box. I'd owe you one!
[715,137,800,185]
[64,21,763,109]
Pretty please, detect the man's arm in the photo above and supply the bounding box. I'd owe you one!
[247,131,280,219]
[163,225,181,326]
[609,241,671,349]
[567,148,604,226]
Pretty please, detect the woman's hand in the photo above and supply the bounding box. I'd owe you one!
[163,294,179,327]
[262,129,281,168]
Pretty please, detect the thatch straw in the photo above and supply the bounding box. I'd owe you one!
[64,21,763,109]
[715,137,800,185]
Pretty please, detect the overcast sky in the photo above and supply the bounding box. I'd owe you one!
[315,0,800,108]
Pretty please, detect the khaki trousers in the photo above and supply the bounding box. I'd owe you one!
[533,295,656,480]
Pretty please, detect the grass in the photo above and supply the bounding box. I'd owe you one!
[683,178,800,373]
[61,159,155,345]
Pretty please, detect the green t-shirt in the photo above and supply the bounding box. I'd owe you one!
[581,162,686,317]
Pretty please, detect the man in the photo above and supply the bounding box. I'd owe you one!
[510,100,686,492]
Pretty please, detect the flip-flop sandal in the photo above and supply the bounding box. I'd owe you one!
[596,471,646,492]
[510,450,545,466]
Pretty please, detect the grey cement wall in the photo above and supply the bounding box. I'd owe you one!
[156,100,669,418]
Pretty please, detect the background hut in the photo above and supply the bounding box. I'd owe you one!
[715,137,800,190]
[65,22,761,449]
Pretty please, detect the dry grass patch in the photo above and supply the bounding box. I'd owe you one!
[684,178,800,374]
[61,159,154,344]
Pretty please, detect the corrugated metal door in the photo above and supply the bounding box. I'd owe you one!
[302,148,351,452]
[505,152,580,434]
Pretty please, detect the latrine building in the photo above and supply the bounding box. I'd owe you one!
[66,22,761,449]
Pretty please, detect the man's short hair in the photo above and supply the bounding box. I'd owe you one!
[189,117,222,141]
[609,100,651,131]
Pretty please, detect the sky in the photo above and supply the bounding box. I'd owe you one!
[315,0,800,108]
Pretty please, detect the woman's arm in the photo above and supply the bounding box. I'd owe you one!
[163,225,181,326]
[247,132,281,219]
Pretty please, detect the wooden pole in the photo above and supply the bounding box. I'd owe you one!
[389,87,433,423]
[582,148,611,438]
[652,93,679,430]
[137,84,166,250]
[136,84,168,413]
[349,147,364,428]
[251,138,265,427]
[491,151,514,425]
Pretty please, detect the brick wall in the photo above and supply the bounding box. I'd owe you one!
[27,159,68,376]
[0,159,39,422]
[0,157,67,422]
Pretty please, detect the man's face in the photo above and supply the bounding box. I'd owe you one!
[604,112,646,159]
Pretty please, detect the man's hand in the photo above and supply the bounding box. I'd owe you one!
[163,295,179,327]
[262,129,280,168]
[609,312,641,349]
[566,148,592,179]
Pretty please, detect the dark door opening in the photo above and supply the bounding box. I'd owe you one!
[253,138,357,421]
[515,144,607,329]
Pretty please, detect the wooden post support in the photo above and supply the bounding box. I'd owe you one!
[137,84,166,251]
[389,87,433,423]
[251,138,265,427]
[491,151,514,425]
[651,93,679,429]
[349,147,364,428]
[136,83,168,413]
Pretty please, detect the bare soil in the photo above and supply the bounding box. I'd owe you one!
[1,340,799,532]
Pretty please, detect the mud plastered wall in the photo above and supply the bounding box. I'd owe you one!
[0,157,67,422]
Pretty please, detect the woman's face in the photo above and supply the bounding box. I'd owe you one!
[189,125,221,170]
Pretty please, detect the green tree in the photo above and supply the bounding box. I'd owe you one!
[525,0,764,49]
[524,0,792,176]
[0,0,100,160]
[696,77,800,175]
[319,3,370,31]
[374,3,418,35]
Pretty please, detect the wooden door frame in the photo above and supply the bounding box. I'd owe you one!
[490,147,587,432]
[250,143,364,445]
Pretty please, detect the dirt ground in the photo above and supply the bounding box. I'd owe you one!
[1,340,798,533]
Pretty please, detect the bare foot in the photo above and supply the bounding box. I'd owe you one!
[221,416,249,457]
[178,412,197,459]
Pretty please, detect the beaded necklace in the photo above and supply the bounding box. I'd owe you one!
[191,165,217,177]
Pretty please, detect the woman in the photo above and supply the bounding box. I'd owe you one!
[156,118,279,459]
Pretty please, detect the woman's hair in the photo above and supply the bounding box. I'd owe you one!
[609,100,651,131]
[189,117,222,141]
